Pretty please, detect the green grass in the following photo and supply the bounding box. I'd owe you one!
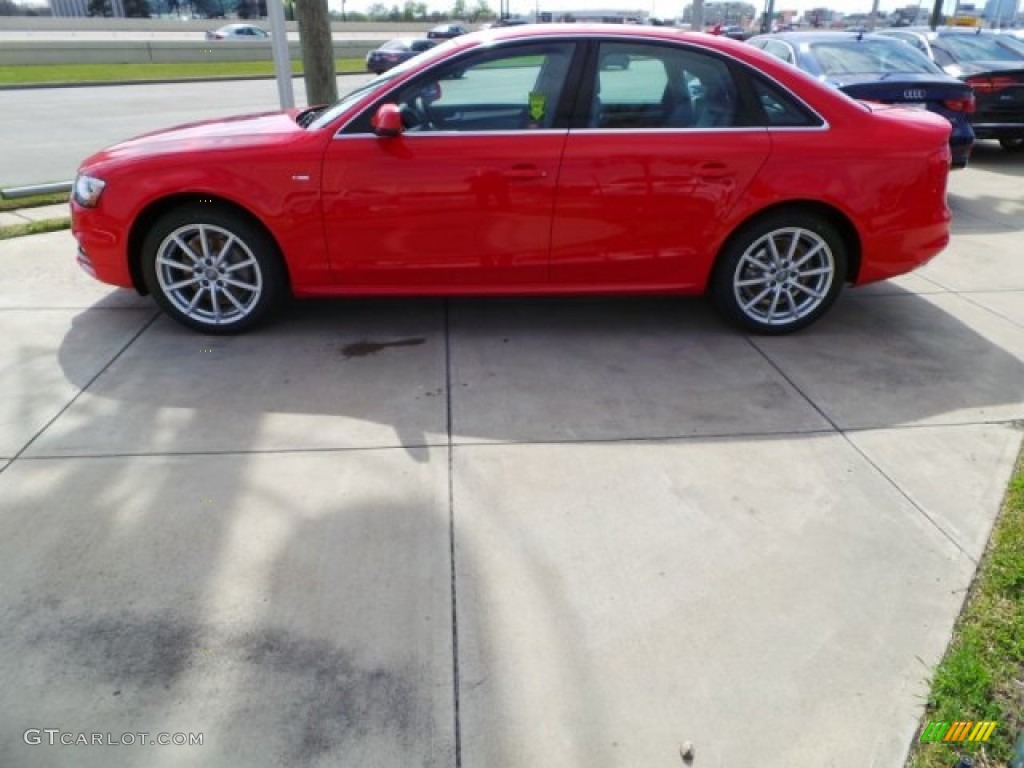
[0,217,70,241]
[0,58,366,86]
[0,191,69,212]
[908,448,1024,768]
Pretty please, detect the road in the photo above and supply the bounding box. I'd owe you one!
[0,75,374,188]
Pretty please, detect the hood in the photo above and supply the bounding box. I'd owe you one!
[80,110,305,169]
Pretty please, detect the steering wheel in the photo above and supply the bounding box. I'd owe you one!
[400,94,435,132]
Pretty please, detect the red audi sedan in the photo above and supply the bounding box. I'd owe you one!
[72,25,953,335]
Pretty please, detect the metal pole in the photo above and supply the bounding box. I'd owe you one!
[0,182,73,200]
[691,0,704,30]
[762,0,775,32]
[267,0,294,110]
[868,0,880,29]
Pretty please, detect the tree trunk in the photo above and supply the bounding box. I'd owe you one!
[296,0,337,106]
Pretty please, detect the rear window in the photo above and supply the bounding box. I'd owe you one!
[939,33,1024,62]
[809,39,942,75]
[750,77,824,127]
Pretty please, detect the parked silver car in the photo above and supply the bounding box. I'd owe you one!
[205,24,270,40]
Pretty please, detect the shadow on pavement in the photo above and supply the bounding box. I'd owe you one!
[49,289,1024,448]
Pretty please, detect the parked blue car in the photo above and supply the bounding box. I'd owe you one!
[748,31,976,168]
[876,28,1024,152]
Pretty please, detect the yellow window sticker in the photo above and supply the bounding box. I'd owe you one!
[529,91,547,122]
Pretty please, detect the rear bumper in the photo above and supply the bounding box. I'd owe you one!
[856,218,950,285]
[970,121,1024,140]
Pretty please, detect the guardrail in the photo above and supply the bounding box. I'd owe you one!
[0,40,383,66]
[1,182,74,200]
[0,18,427,33]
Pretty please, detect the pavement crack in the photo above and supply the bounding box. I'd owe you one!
[745,335,978,564]
[5,310,160,468]
[444,298,462,768]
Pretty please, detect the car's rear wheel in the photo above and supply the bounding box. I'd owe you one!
[711,211,846,334]
[141,205,285,334]
[999,137,1024,152]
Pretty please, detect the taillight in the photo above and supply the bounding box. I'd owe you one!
[965,75,1017,94]
[943,95,976,113]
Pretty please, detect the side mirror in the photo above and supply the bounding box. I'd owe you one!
[371,103,404,137]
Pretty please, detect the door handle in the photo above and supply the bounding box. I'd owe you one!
[697,162,731,180]
[502,165,548,180]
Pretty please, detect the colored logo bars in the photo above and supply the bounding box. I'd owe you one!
[920,721,998,743]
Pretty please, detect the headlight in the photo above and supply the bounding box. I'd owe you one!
[73,174,106,208]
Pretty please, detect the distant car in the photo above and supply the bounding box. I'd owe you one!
[205,24,270,40]
[709,24,749,41]
[491,18,530,27]
[876,27,1024,151]
[427,23,469,39]
[72,25,954,336]
[366,38,438,74]
[749,31,975,167]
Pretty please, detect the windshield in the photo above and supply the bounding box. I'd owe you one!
[809,39,942,75]
[307,38,461,130]
[940,33,1024,62]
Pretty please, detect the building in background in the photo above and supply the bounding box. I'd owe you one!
[535,8,649,22]
[50,0,127,15]
[681,1,756,25]
[889,3,931,25]
[982,0,1019,26]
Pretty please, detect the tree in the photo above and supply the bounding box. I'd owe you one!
[450,0,466,18]
[296,0,337,106]
[0,0,24,15]
[470,0,492,21]
[193,0,224,16]
[235,0,264,17]
[366,1,387,18]
[88,0,113,16]
[123,0,152,15]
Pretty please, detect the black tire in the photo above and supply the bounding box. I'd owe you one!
[999,137,1024,152]
[141,204,286,334]
[710,210,847,335]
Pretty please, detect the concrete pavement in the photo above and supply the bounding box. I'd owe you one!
[0,142,1021,768]
[0,203,70,229]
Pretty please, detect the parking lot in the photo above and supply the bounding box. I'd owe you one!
[0,142,1021,767]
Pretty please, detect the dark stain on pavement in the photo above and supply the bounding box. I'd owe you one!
[37,614,199,690]
[340,338,426,359]
[18,609,436,766]
[241,628,421,764]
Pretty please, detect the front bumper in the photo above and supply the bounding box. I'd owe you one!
[71,202,136,289]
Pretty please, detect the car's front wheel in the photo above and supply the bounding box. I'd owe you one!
[711,211,846,335]
[141,205,286,334]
